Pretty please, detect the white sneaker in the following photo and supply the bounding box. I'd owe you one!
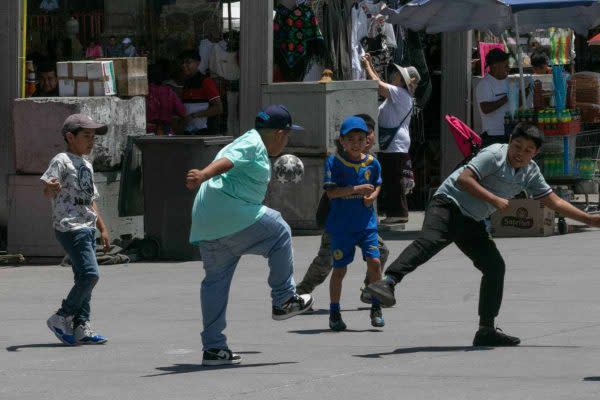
[74,321,108,345]
[272,294,314,320]
[47,313,76,345]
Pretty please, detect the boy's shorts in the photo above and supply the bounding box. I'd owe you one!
[329,229,380,268]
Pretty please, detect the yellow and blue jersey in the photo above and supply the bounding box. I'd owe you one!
[323,153,382,234]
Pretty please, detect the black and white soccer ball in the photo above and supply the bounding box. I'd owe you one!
[273,154,304,184]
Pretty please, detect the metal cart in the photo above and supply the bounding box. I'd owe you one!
[544,128,600,234]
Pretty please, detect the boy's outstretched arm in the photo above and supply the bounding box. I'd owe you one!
[457,169,510,211]
[186,158,234,190]
[92,202,111,252]
[540,192,600,227]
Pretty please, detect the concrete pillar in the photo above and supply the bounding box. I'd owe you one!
[239,0,273,134]
[0,0,22,228]
[440,31,472,179]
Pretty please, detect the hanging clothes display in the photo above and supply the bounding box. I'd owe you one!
[321,0,354,81]
[273,0,327,82]
[358,0,397,79]
[548,28,575,66]
[400,30,432,109]
[351,2,368,80]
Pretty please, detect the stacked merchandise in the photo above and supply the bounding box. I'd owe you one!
[57,61,117,97]
[99,57,148,97]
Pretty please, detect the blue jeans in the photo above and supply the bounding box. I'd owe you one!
[197,208,296,350]
[55,228,99,324]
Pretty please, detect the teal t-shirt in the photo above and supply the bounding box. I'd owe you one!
[189,129,270,244]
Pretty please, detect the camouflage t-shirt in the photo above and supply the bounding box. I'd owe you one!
[41,152,99,232]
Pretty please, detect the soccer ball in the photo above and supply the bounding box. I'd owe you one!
[273,154,304,184]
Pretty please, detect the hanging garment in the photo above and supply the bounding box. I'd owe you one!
[400,30,432,109]
[548,28,575,66]
[361,0,397,47]
[198,39,226,75]
[351,2,368,80]
[40,0,59,11]
[209,45,240,81]
[322,0,354,81]
[274,0,326,81]
[361,35,393,78]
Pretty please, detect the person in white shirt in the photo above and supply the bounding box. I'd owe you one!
[362,54,420,224]
[476,49,511,147]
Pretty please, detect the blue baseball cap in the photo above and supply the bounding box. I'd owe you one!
[255,105,304,132]
[340,116,369,136]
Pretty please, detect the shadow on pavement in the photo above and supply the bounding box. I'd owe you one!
[302,307,371,316]
[353,344,581,359]
[6,343,72,352]
[354,346,493,358]
[583,377,600,382]
[144,361,298,377]
[289,329,382,334]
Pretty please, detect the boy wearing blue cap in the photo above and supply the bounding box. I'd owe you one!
[186,105,314,366]
[324,116,384,331]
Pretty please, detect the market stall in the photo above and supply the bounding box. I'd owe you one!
[384,0,600,235]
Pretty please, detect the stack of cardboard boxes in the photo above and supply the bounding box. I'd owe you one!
[57,61,117,97]
[57,58,148,98]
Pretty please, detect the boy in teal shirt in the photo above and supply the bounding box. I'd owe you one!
[186,105,313,366]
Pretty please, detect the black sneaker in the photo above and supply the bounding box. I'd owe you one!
[272,294,314,321]
[329,311,347,331]
[370,305,385,328]
[202,348,242,366]
[473,327,521,347]
[364,278,396,307]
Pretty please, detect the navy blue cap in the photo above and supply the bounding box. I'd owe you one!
[340,116,369,136]
[255,105,304,132]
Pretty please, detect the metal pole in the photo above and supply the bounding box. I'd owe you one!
[513,13,527,108]
[227,0,233,33]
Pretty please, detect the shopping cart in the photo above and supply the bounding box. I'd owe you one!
[544,126,600,233]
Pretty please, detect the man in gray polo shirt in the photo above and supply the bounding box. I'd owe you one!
[366,123,600,346]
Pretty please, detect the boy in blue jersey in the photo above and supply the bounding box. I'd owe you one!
[324,116,384,331]
[296,114,389,303]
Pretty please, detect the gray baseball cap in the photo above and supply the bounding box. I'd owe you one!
[61,114,108,136]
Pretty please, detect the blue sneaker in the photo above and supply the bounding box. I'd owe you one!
[329,311,347,331]
[370,305,385,328]
[74,321,107,345]
[47,313,77,345]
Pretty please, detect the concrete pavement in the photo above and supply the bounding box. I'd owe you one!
[2,226,600,399]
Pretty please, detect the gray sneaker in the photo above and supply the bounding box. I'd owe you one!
[364,278,396,307]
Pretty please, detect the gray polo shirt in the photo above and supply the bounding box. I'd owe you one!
[436,144,552,221]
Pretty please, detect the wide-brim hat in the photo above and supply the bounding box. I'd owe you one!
[391,64,421,96]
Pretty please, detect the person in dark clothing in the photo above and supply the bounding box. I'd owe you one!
[179,50,223,135]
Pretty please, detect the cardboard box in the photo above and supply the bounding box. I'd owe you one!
[491,199,555,237]
[58,79,75,96]
[57,61,116,97]
[99,57,148,96]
